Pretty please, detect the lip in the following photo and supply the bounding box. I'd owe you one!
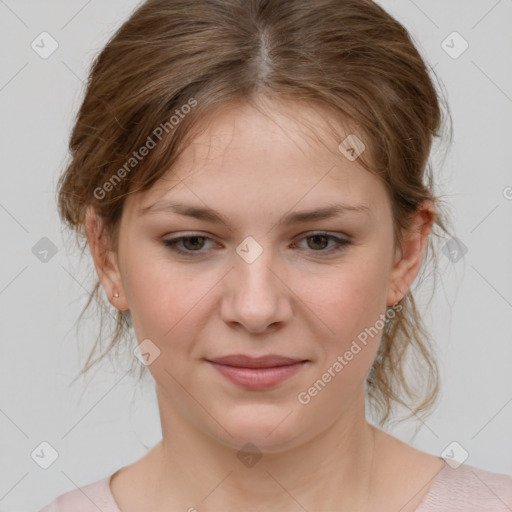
[206,354,308,390]
[208,354,306,368]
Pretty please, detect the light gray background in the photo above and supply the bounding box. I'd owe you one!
[0,1,511,510]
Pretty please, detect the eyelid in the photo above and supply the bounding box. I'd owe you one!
[162,231,352,257]
[295,229,350,239]
[161,230,349,244]
[291,231,351,251]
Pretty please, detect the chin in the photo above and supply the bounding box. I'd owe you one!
[207,407,307,454]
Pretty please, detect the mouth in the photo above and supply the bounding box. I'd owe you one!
[205,354,309,390]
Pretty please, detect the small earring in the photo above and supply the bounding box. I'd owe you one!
[113,291,119,298]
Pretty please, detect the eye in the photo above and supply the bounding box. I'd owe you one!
[292,232,352,255]
[162,232,351,257]
[163,234,214,256]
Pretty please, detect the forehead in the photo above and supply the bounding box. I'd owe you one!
[175,99,364,176]
[125,99,387,217]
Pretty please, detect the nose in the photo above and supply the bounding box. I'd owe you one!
[220,246,293,335]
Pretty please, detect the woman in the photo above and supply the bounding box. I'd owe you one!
[39,0,512,510]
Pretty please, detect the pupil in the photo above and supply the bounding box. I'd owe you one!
[309,235,327,250]
[185,236,203,250]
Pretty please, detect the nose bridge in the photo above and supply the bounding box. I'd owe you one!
[222,235,290,332]
[235,235,280,305]
[237,245,276,293]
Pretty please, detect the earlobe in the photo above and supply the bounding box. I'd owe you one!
[85,206,129,310]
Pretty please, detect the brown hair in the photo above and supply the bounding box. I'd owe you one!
[57,0,454,426]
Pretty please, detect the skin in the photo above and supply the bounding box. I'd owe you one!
[86,99,445,511]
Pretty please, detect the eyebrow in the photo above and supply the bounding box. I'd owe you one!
[140,201,371,225]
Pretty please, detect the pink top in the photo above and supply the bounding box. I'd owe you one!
[38,462,512,511]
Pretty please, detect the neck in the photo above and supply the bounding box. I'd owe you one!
[152,385,377,511]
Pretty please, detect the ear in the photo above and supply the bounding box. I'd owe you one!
[386,200,435,307]
[85,206,129,311]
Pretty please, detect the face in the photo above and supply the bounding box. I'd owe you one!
[90,100,427,453]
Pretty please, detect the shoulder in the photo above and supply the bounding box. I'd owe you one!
[37,474,120,512]
[417,463,512,511]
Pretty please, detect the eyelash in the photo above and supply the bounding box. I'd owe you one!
[162,232,351,257]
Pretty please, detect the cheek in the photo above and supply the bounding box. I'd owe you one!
[314,257,390,334]
[122,248,216,349]
[308,256,389,378]
[297,270,387,414]
[119,244,179,336]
